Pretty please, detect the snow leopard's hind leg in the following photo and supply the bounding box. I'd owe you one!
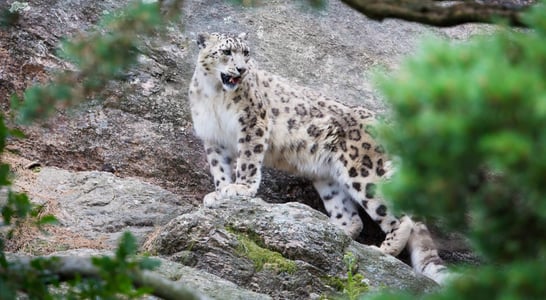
[313,179,363,239]
[336,159,413,257]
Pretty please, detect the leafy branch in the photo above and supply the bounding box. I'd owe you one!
[340,0,536,27]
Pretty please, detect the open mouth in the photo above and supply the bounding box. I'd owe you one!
[221,73,242,89]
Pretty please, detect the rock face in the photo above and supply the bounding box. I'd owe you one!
[8,161,437,299]
[3,0,480,207]
[1,0,486,298]
[5,154,196,252]
[154,256,273,300]
[26,166,195,246]
[144,197,437,299]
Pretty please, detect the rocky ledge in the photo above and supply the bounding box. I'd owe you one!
[7,161,437,299]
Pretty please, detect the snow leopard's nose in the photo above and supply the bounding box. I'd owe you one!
[236,67,247,75]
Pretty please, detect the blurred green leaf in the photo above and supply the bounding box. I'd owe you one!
[116,231,138,260]
[36,215,59,227]
[375,0,546,298]
[139,256,161,271]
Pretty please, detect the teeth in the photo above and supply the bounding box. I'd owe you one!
[222,73,241,86]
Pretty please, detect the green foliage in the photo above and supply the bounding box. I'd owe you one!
[340,252,368,300]
[374,0,546,299]
[1,190,31,225]
[0,232,161,300]
[0,257,58,300]
[66,232,160,299]
[0,8,19,28]
[321,252,368,300]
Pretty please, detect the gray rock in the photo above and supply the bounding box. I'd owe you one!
[21,166,194,246]
[144,197,438,299]
[156,257,272,300]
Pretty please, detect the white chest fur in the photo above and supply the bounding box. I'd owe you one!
[190,86,241,154]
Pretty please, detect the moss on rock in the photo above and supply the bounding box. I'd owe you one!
[227,226,297,274]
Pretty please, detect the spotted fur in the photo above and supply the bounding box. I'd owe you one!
[188,32,449,284]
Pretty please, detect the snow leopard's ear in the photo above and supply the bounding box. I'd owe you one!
[197,32,210,49]
[238,32,248,40]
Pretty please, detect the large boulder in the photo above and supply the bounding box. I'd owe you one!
[144,197,438,299]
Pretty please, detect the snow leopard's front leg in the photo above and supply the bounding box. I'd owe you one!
[220,108,269,198]
[203,142,235,208]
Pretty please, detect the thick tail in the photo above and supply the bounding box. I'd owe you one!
[406,222,453,285]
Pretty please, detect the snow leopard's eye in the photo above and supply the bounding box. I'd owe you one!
[222,49,232,56]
